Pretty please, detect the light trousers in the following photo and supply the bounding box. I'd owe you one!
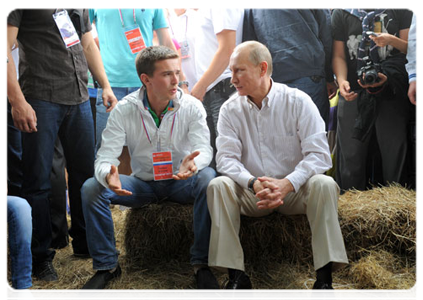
[207,175,349,272]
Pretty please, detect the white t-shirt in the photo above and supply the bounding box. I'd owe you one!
[167,9,199,91]
[194,9,244,91]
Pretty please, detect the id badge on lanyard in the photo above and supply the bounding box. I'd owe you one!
[180,40,190,59]
[119,9,146,54]
[152,150,173,181]
[53,9,81,48]
[140,106,178,181]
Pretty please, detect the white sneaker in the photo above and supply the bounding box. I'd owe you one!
[10,289,35,300]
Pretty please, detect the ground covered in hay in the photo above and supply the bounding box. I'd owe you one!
[16,185,416,290]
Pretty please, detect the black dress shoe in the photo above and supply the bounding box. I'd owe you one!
[82,264,122,289]
[195,267,219,289]
[225,269,252,289]
[311,280,336,300]
[33,261,58,282]
[73,251,91,259]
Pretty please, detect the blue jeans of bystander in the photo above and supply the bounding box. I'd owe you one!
[21,99,94,263]
[8,196,32,289]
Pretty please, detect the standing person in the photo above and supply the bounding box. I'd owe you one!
[7,39,69,251]
[81,46,217,289]
[89,9,188,176]
[406,13,416,105]
[166,8,199,91]
[7,9,117,281]
[191,9,244,169]
[243,9,336,127]
[331,9,413,191]
[207,41,348,289]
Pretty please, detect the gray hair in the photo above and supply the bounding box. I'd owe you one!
[235,41,273,76]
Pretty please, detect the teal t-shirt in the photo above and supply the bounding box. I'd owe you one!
[89,9,168,87]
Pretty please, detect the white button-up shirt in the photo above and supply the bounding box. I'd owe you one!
[216,81,332,192]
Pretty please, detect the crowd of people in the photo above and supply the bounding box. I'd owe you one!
[6,8,415,290]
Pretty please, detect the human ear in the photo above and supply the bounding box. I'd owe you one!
[140,73,149,86]
[260,61,268,77]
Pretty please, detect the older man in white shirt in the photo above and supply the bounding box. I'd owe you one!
[207,41,348,289]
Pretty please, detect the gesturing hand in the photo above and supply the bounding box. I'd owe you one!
[172,151,200,180]
[106,165,132,196]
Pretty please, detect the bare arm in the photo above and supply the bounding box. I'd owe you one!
[332,40,358,101]
[81,31,117,112]
[370,29,409,54]
[7,25,38,133]
[190,29,236,101]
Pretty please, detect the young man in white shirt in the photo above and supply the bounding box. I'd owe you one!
[207,41,349,289]
[81,46,218,289]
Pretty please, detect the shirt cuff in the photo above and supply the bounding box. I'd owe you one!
[237,171,254,189]
[409,73,416,83]
[285,172,304,193]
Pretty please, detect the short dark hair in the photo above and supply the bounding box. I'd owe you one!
[135,46,179,79]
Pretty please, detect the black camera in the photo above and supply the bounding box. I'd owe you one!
[357,56,381,85]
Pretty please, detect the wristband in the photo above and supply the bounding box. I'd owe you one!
[178,81,189,88]
[248,177,257,194]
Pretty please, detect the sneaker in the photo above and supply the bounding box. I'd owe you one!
[9,289,35,300]
[82,264,122,289]
[33,261,58,282]
[195,267,219,289]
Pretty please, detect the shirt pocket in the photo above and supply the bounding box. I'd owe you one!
[272,135,301,163]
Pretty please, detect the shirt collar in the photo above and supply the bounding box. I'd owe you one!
[142,89,174,111]
[246,78,275,109]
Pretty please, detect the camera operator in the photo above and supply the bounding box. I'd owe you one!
[331,9,414,192]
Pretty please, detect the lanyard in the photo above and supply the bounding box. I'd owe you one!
[140,108,177,146]
[118,9,136,27]
[168,13,188,38]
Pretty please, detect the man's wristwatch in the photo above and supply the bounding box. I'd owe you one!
[178,81,189,88]
[248,177,257,194]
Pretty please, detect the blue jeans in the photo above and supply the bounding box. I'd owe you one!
[8,196,32,289]
[81,167,216,270]
[96,87,139,152]
[202,78,236,170]
[285,76,329,129]
[21,99,94,263]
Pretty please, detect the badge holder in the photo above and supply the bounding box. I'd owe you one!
[123,23,146,54]
[152,150,173,181]
[53,9,81,48]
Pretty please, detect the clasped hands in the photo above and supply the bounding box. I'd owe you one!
[253,177,294,210]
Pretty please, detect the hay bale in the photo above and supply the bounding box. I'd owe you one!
[124,184,416,270]
[338,184,416,260]
[124,203,194,269]
[349,250,416,289]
